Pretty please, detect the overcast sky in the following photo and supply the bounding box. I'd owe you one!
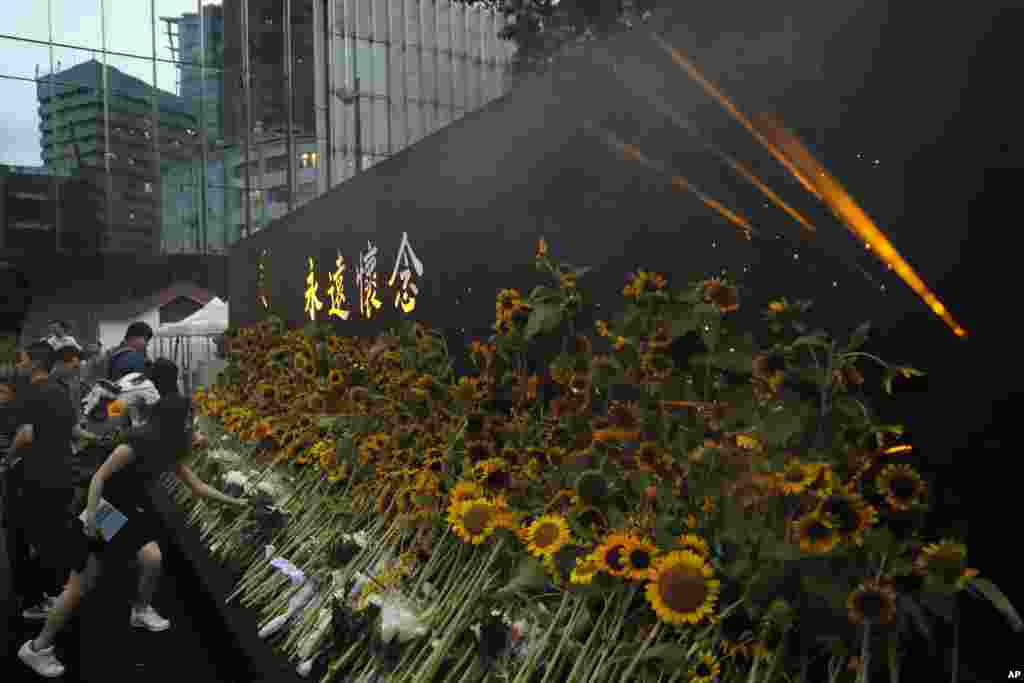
[0,0,211,166]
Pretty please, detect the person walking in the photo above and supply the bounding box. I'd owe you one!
[11,342,93,678]
[75,358,247,633]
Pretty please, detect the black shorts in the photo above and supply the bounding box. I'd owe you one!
[19,487,90,576]
[89,498,162,560]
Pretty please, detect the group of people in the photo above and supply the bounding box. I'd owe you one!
[2,320,249,678]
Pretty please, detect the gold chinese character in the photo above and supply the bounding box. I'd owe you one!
[326,251,350,320]
[387,231,424,314]
[257,249,271,310]
[356,242,382,319]
[304,257,323,321]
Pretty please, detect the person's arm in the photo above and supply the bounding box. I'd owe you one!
[175,461,248,507]
[84,443,137,534]
[12,424,33,450]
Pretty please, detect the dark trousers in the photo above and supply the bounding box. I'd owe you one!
[3,460,67,605]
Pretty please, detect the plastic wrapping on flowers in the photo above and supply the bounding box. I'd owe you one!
[164,241,1020,683]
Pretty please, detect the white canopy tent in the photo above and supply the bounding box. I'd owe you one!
[154,297,229,393]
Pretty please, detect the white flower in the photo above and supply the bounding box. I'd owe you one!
[342,530,370,548]
[225,471,250,487]
[373,595,428,644]
[256,481,279,497]
[208,447,241,462]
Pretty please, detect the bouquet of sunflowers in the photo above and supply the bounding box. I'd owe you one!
[167,239,1019,683]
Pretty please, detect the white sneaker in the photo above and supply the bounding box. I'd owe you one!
[130,604,171,632]
[18,640,66,678]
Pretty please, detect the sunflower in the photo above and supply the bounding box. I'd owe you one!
[595,533,635,577]
[819,489,877,545]
[677,534,710,558]
[570,553,600,585]
[690,652,722,683]
[805,462,836,498]
[466,440,496,464]
[256,383,277,401]
[640,351,674,381]
[327,368,344,388]
[876,464,927,511]
[325,335,342,354]
[794,512,840,554]
[914,539,979,587]
[847,578,898,625]
[701,277,740,314]
[294,351,312,374]
[779,460,816,495]
[448,498,499,545]
[253,420,274,441]
[526,515,572,559]
[305,393,327,413]
[474,457,512,491]
[645,550,721,625]
[623,538,659,581]
[735,433,761,451]
[568,372,591,396]
[106,399,125,418]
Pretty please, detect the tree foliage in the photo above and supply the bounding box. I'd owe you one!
[458,0,662,76]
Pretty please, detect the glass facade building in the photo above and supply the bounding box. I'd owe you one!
[1,0,514,256]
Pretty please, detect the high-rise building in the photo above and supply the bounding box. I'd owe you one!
[224,0,316,142]
[163,5,227,144]
[221,0,515,237]
[37,60,201,253]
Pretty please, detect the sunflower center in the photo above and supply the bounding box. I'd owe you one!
[807,520,833,541]
[533,523,561,549]
[657,565,708,614]
[824,498,860,533]
[854,591,887,620]
[629,549,652,570]
[785,468,806,484]
[890,476,917,499]
[462,504,494,536]
[486,470,511,490]
[606,546,627,571]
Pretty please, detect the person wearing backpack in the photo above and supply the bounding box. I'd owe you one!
[89,321,153,385]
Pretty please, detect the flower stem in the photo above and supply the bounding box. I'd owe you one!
[620,622,662,683]
[858,620,872,683]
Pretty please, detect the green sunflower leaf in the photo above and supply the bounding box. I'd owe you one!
[862,527,898,557]
[846,322,871,353]
[524,303,563,340]
[966,576,1024,632]
[789,334,831,350]
[670,316,698,339]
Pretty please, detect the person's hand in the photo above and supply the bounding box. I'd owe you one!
[193,433,209,450]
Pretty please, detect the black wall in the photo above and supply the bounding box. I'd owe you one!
[229,9,928,362]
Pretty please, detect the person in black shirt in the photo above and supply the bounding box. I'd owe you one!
[75,359,247,632]
[13,341,94,678]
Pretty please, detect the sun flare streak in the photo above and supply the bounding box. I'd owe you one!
[585,122,756,241]
[651,32,824,202]
[754,113,967,338]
